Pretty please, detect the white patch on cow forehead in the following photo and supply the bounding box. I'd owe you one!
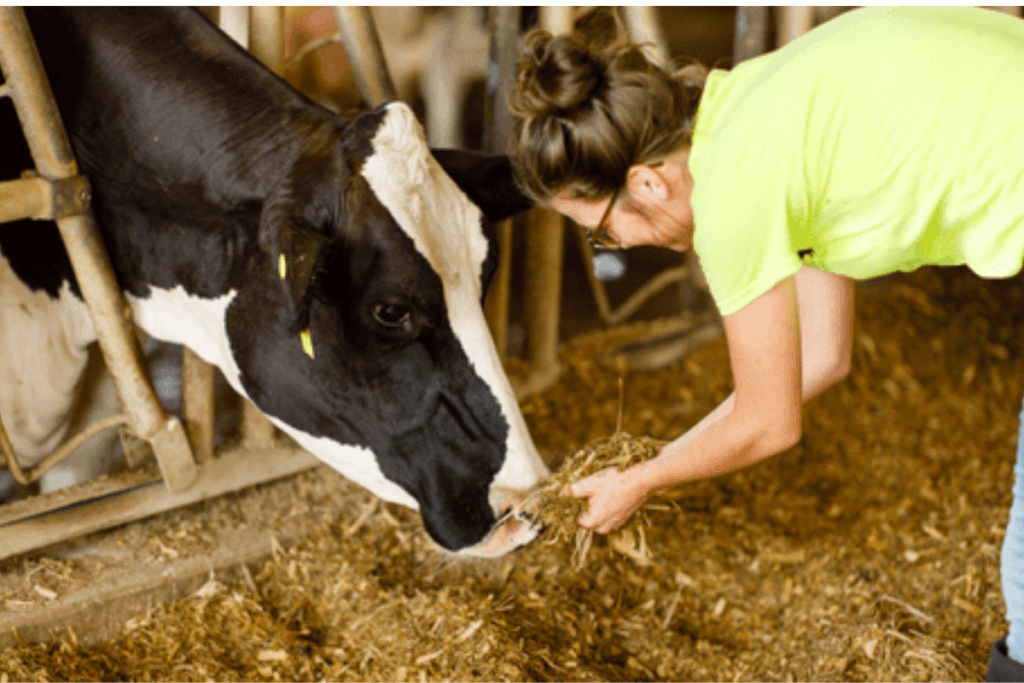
[362,103,549,494]
[361,102,489,289]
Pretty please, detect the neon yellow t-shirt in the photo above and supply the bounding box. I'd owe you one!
[689,6,1024,316]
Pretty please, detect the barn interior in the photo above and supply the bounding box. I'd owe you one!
[2,5,1024,682]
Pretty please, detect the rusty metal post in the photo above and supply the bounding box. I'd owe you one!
[182,348,215,464]
[333,6,397,107]
[0,7,197,492]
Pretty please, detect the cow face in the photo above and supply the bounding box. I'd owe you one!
[222,103,548,554]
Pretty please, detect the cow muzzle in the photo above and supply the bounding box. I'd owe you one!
[456,486,543,558]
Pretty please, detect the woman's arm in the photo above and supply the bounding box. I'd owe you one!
[571,267,854,532]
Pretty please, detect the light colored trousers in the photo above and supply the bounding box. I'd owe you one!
[1003,399,1024,661]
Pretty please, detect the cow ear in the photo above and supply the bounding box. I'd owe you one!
[431,149,534,223]
[270,223,326,307]
[259,198,328,315]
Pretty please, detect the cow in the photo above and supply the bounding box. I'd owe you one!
[0,7,549,556]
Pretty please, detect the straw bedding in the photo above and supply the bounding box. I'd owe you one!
[0,265,1021,681]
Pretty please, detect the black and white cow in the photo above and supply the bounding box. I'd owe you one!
[0,7,548,555]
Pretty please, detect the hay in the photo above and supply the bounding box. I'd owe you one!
[0,265,1019,681]
[514,432,662,569]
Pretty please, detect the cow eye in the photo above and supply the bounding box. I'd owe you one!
[372,302,412,328]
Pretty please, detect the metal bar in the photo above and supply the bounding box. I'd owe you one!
[734,7,769,66]
[482,6,519,155]
[182,347,215,464]
[0,7,198,492]
[240,399,276,446]
[238,5,284,447]
[0,176,49,223]
[574,225,615,323]
[0,444,320,561]
[0,463,159,527]
[0,409,25,485]
[605,265,691,327]
[483,218,512,356]
[620,6,670,65]
[538,6,574,36]
[777,6,815,48]
[0,174,91,224]
[524,209,564,372]
[333,6,397,107]
[521,6,573,378]
[481,6,522,359]
[16,413,130,486]
[249,6,285,75]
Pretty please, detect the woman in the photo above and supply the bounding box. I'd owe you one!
[508,6,1024,680]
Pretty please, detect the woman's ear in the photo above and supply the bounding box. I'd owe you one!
[625,163,670,203]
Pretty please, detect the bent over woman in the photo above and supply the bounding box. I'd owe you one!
[507,7,1024,679]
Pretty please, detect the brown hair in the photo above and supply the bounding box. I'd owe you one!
[508,10,706,205]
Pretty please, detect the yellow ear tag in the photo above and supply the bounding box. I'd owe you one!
[300,328,315,359]
[278,254,287,280]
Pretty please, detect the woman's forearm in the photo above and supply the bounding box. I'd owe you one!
[636,355,844,494]
[635,392,796,493]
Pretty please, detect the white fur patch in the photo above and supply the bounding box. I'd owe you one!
[360,103,549,495]
[127,284,407,505]
[126,285,241,388]
[267,418,419,509]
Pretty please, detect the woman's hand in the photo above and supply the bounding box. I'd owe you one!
[567,465,650,534]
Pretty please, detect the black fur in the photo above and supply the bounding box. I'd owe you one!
[0,7,532,551]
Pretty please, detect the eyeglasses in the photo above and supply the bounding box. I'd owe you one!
[587,186,623,250]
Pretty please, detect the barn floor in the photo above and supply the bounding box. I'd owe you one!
[1,264,1021,681]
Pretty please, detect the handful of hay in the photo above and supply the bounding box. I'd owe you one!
[512,432,664,569]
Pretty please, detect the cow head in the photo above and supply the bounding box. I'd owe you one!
[223,103,548,555]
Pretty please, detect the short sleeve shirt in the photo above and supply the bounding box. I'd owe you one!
[689,6,1024,316]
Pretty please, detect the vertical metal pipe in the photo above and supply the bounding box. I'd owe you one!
[482,6,522,358]
[482,7,519,155]
[182,348,215,464]
[777,6,815,48]
[249,6,285,75]
[484,219,512,356]
[240,400,276,447]
[524,209,563,372]
[219,6,250,48]
[521,7,573,374]
[0,7,197,491]
[734,7,768,66]
[538,6,573,37]
[236,5,284,447]
[620,7,669,66]
[334,6,397,107]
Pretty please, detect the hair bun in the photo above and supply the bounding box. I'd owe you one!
[512,30,607,118]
